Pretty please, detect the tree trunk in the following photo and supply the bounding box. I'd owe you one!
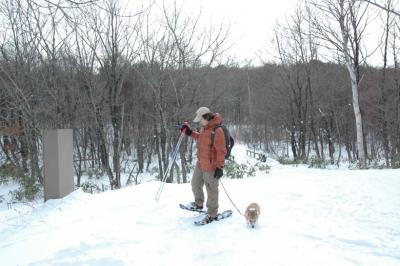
[310,118,320,159]
[146,135,156,172]
[319,128,325,160]
[327,116,335,164]
[379,6,392,166]
[392,30,400,166]
[155,126,163,181]
[345,63,365,167]
[136,136,144,173]
[290,127,297,160]
[338,0,366,168]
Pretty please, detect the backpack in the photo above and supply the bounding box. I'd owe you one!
[211,124,234,160]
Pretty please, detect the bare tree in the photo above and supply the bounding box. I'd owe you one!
[376,0,396,166]
[0,0,47,191]
[391,15,400,164]
[309,0,369,167]
[273,5,320,161]
[78,0,142,189]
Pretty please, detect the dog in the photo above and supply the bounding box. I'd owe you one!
[245,202,261,228]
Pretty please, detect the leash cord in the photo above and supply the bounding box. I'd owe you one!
[219,179,244,216]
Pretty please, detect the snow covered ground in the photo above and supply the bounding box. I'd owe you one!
[0,145,400,266]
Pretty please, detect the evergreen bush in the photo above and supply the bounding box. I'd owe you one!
[308,156,327,169]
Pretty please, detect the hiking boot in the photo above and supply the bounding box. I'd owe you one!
[188,202,204,211]
[199,214,216,225]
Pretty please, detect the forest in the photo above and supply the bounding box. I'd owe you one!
[0,0,399,200]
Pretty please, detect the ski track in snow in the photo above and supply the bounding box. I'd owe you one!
[0,146,399,266]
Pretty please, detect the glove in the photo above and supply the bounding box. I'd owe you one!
[214,167,223,179]
[180,124,192,136]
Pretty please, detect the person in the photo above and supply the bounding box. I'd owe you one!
[181,107,227,224]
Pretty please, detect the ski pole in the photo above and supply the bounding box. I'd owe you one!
[155,132,184,201]
[155,130,185,201]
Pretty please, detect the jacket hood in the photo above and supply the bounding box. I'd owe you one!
[204,113,222,129]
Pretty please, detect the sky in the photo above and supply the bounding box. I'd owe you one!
[148,0,300,65]
[0,0,390,67]
[192,0,300,64]
[133,0,391,66]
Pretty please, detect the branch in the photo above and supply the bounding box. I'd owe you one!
[358,0,400,16]
[43,0,99,6]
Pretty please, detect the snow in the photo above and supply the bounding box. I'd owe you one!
[1,145,400,265]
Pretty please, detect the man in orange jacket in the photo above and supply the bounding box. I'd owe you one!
[181,107,227,224]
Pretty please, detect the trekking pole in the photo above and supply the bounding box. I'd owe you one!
[155,130,185,202]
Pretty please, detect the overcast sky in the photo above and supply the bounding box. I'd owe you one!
[197,0,300,64]
[143,0,389,66]
[149,0,300,65]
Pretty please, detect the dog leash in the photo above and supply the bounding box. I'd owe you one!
[219,179,244,216]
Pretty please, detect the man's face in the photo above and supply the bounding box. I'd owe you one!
[200,117,208,127]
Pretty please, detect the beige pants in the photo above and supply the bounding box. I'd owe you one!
[191,163,219,217]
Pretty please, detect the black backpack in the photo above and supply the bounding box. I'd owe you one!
[211,124,234,160]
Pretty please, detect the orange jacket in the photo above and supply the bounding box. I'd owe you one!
[190,114,227,171]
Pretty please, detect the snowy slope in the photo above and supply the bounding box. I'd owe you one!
[0,147,400,265]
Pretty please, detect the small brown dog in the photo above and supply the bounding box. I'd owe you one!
[245,202,261,228]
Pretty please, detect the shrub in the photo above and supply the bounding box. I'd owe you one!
[392,154,400,169]
[1,163,41,202]
[9,176,41,201]
[254,162,270,174]
[224,160,267,179]
[308,156,326,169]
[86,166,106,179]
[369,160,385,169]
[0,163,21,181]
[348,161,371,170]
[277,155,302,165]
[225,160,249,179]
[81,181,101,194]
[348,161,361,170]
[392,160,400,169]
[0,175,8,185]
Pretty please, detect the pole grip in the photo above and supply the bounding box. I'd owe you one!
[182,121,189,134]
